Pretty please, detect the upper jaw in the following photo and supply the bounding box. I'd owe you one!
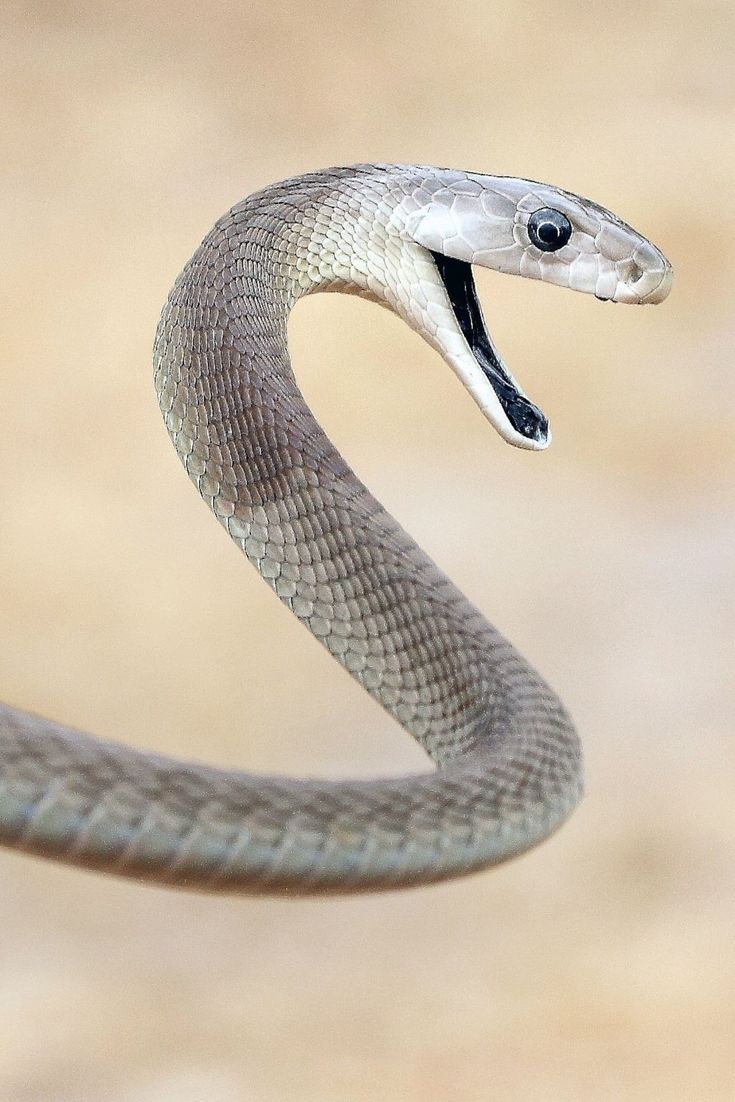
[614,255,674,304]
[601,241,674,305]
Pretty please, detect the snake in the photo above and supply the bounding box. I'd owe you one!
[0,165,672,894]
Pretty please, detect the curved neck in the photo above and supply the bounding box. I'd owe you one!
[152,173,498,764]
[0,167,582,894]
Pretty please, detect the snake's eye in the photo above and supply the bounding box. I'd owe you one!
[527,208,572,253]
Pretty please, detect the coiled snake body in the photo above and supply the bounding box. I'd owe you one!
[0,165,672,893]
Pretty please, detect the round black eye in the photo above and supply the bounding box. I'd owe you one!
[527,208,572,253]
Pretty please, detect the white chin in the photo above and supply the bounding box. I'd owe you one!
[498,421,552,452]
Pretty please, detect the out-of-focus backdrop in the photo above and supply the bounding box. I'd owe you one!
[1,3,733,1100]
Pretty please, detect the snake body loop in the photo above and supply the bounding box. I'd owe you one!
[0,165,672,893]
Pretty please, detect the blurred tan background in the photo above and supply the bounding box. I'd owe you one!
[1,2,733,1100]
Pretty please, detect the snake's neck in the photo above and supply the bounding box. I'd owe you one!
[154,172,381,533]
[152,170,506,764]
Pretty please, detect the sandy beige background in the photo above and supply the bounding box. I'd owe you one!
[1,2,733,1100]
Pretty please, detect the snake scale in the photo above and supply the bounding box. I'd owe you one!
[0,165,672,893]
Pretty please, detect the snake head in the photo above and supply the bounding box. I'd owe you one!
[386,167,673,450]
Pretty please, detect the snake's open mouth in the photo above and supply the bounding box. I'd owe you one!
[431,251,549,446]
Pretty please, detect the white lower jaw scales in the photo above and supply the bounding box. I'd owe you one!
[471,336,549,450]
[500,415,551,452]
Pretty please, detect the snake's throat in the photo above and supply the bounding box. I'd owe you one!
[430,250,549,447]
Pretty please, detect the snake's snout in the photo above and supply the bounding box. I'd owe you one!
[613,242,673,305]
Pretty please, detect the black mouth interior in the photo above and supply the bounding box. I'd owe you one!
[430,250,548,444]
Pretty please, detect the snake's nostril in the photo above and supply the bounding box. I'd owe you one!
[644,262,674,304]
[615,258,644,288]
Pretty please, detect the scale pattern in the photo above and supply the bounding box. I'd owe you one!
[0,165,591,893]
